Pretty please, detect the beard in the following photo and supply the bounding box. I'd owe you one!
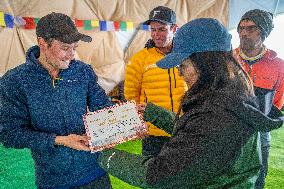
[240,38,256,51]
[239,36,263,53]
[57,61,70,70]
[46,59,70,70]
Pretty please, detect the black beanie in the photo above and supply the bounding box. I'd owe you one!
[238,9,274,41]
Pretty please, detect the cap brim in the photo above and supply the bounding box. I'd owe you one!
[143,19,172,25]
[79,33,92,42]
[59,32,92,44]
[157,52,189,69]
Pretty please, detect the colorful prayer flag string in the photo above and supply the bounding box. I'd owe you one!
[0,11,148,31]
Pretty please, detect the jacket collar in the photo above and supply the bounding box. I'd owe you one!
[25,45,77,76]
[234,47,278,62]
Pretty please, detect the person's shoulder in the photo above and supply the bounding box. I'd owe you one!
[266,49,284,63]
[127,48,149,67]
[261,50,284,71]
[1,63,28,82]
[0,65,30,93]
[71,59,88,66]
[132,46,159,58]
[69,60,98,81]
[70,59,93,71]
[132,48,150,57]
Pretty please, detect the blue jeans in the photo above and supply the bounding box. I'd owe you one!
[255,132,271,189]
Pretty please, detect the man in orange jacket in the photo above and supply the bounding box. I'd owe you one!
[234,9,284,189]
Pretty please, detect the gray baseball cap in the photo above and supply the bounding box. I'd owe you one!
[36,12,92,44]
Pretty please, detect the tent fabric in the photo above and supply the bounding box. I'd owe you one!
[0,0,229,93]
[229,0,284,29]
[1,0,284,93]
[2,0,284,93]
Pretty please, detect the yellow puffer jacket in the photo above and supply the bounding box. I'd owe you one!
[124,47,187,137]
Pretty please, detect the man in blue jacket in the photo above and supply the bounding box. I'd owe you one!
[0,12,112,189]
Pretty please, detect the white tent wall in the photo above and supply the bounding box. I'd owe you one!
[0,0,229,93]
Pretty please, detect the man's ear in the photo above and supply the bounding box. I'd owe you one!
[37,37,48,49]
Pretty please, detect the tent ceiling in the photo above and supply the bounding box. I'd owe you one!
[1,0,283,93]
[229,0,284,29]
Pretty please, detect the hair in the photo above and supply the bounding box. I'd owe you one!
[38,37,55,48]
[170,24,176,30]
[45,38,55,47]
[178,51,254,114]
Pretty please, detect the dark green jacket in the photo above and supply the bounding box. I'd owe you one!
[99,89,283,189]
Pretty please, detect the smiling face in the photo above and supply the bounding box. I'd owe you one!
[38,38,78,71]
[150,21,176,51]
[238,20,263,52]
[46,40,78,70]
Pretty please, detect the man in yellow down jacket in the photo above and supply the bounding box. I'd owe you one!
[124,6,187,156]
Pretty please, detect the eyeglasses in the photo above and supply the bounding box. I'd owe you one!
[238,25,259,33]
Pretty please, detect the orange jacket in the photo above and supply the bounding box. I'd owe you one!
[234,48,284,109]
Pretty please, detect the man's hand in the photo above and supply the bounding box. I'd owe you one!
[137,103,147,113]
[55,134,90,151]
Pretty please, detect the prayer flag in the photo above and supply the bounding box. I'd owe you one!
[120,21,126,31]
[75,19,84,27]
[22,17,35,29]
[141,24,150,31]
[4,13,14,28]
[126,22,134,30]
[106,21,114,31]
[84,20,92,30]
[91,20,99,27]
[100,21,107,31]
[14,16,26,26]
[34,18,40,24]
[114,21,120,31]
[0,12,5,27]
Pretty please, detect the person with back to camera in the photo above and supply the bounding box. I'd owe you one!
[97,18,284,188]
[0,12,113,189]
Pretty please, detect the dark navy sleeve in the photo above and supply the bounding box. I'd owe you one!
[0,74,56,152]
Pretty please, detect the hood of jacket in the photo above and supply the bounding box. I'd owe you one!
[182,84,283,133]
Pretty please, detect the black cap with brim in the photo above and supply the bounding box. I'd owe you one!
[143,19,173,25]
[144,6,176,26]
[57,32,92,44]
[36,12,92,44]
